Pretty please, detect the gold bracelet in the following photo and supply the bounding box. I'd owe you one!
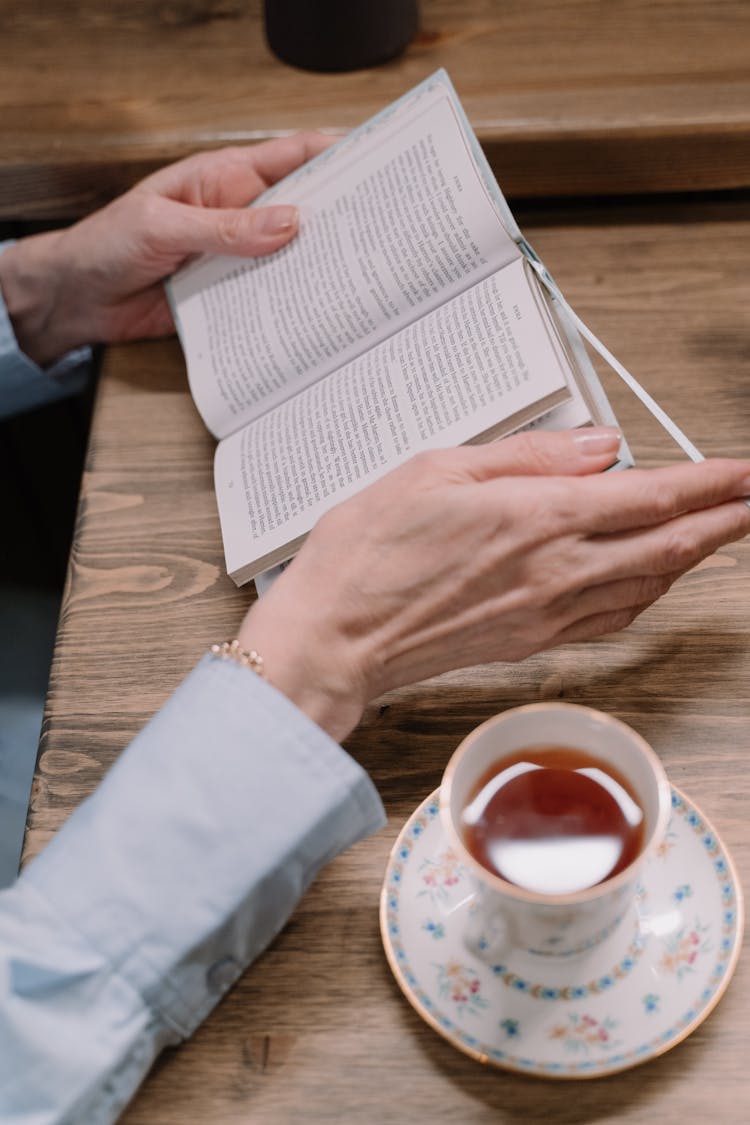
[210,639,265,678]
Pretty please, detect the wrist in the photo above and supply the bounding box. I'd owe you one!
[0,231,80,366]
[236,595,373,744]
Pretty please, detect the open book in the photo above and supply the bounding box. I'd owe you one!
[168,71,631,587]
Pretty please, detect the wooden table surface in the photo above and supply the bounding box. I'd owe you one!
[23,194,750,1121]
[2,0,750,218]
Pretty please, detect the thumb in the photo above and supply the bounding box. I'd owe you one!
[455,426,623,482]
[155,199,300,258]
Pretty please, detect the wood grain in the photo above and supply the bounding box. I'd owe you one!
[24,197,750,1120]
[1,0,749,217]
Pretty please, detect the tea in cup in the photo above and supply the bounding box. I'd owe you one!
[440,703,671,960]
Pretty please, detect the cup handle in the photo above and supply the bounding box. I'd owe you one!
[463,904,514,963]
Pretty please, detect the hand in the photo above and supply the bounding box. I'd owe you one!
[0,134,332,366]
[239,428,750,741]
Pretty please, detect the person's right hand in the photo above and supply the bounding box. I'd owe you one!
[239,428,750,741]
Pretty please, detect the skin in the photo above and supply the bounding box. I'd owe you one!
[0,133,332,364]
[241,433,750,740]
[2,135,748,742]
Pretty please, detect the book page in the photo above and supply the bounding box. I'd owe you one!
[169,75,520,438]
[215,258,572,582]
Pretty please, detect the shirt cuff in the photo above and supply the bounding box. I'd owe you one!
[0,240,91,421]
[23,655,386,1036]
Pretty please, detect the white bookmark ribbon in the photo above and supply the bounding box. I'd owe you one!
[523,253,705,463]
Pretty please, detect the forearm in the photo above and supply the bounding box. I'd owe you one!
[0,240,91,420]
[0,231,81,366]
[0,655,384,1123]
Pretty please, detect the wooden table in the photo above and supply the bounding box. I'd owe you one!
[2,0,750,218]
[23,195,750,1121]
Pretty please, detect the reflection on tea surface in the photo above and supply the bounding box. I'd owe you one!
[461,746,644,895]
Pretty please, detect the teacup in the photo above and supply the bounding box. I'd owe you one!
[440,702,671,960]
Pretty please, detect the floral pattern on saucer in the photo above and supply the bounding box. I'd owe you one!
[380,788,742,1078]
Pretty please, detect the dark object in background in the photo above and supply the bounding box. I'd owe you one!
[264,0,419,73]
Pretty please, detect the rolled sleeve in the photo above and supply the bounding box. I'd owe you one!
[0,655,385,1122]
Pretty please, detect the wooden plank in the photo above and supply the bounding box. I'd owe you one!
[1,0,749,217]
[23,196,750,1118]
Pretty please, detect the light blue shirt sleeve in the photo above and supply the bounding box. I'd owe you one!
[0,654,386,1123]
[0,241,91,420]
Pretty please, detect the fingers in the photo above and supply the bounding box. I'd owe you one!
[146,133,334,208]
[142,130,336,254]
[549,601,656,649]
[446,427,623,482]
[584,497,750,586]
[571,459,750,535]
[231,132,335,192]
[152,198,300,258]
[554,570,681,632]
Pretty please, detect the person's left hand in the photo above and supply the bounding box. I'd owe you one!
[0,135,332,366]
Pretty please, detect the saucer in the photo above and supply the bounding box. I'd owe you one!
[380,786,742,1078]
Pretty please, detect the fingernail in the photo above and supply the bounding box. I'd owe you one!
[572,426,622,455]
[256,205,298,237]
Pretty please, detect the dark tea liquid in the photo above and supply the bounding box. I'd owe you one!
[460,746,644,895]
